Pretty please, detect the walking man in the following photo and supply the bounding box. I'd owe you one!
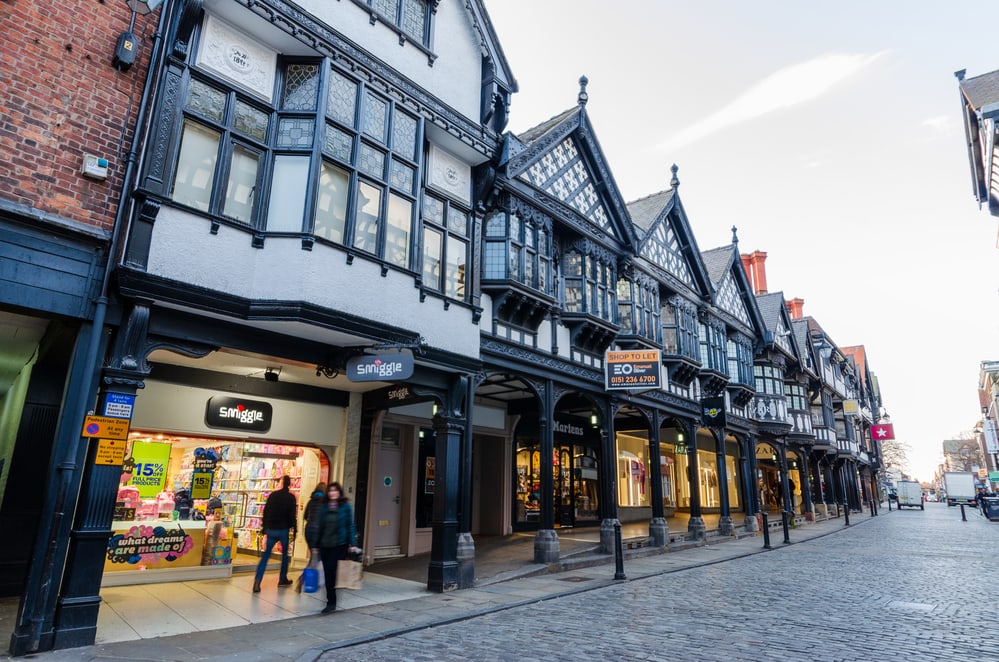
[253,475,298,593]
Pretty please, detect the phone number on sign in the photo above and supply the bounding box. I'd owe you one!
[609,375,659,385]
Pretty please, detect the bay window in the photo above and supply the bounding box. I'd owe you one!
[167,54,424,268]
[727,337,754,386]
[698,321,727,372]
[562,249,615,322]
[482,209,553,296]
[617,276,660,341]
[662,298,699,359]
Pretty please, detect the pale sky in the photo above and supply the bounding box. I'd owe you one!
[485,1,999,482]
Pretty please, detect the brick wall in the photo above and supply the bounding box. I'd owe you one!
[0,0,157,231]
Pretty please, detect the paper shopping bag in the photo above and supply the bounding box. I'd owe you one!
[335,559,362,590]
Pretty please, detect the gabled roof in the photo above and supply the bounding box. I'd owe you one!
[959,69,999,110]
[626,176,712,297]
[467,0,518,95]
[700,243,766,337]
[756,291,800,361]
[957,68,999,218]
[502,79,639,249]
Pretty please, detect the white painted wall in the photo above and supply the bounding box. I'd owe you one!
[295,0,484,122]
[147,207,480,358]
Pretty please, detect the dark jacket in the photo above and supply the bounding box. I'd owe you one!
[302,493,324,547]
[261,487,298,533]
[311,501,356,549]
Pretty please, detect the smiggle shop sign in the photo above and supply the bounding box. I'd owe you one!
[346,351,414,382]
[205,396,272,432]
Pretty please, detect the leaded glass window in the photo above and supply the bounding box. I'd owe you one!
[482,209,553,296]
[282,63,319,111]
[422,193,468,300]
[168,42,435,271]
[561,249,615,322]
[698,321,727,372]
[365,0,430,46]
[785,383,808,410]
[727,337,754,386]
[618,277,660,341]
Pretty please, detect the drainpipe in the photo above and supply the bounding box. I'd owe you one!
[21,4,171,653]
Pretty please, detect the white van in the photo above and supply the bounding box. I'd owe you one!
[896,480,924,510]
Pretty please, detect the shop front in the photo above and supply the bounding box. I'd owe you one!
[513,416,601,531]
[756,442,782,512]
[102,378,344,586]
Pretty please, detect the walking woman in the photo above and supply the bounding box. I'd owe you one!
[308,481,358,614]
[295,481,326,593]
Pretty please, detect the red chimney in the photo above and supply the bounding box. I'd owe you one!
[749,251,768,294]
[786,298,805,319]
[740,253,754,288]
[741,252,769,294]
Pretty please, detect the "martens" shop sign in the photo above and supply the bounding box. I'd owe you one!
[205,396,272,432]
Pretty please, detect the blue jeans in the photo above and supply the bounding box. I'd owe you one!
[255,529,291,582]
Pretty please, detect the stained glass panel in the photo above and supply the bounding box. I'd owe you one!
[276,118,314,148]
[389,160,414,193]
[233,101,268,142]
[323,123,353,162]
[393,111,417,161]
[401,0,426,42]
[327,70,358,126]
[186,80,226,122]
[359,142,385,178]
[362,92,388,143]
[282,63,319,111]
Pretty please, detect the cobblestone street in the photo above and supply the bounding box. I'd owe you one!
[324,505,999,661]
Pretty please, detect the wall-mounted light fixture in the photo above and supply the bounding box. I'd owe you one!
[674,422,687,453]
[113,0,165,72]
[590,412,599,427]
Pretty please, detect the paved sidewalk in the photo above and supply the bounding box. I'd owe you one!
[15,509,882,662]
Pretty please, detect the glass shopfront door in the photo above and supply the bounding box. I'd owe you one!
[514,441,600,530]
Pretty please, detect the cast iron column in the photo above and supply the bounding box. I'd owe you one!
[599,400,619,555]
[685,420,706,540]
[715,429,734,536]
[743,434,760,532]
[9,323,106,656]
[429,376,468,593]
[647,410,668,547]
[534,380,559,563]
[456,378,475,588]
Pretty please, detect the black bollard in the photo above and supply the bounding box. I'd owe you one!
[887,496,892,512]
[613,522,626,580]
[781,510,791,544]
[844,506,850,526]
[761,512,772,549]
[960,504,967,522]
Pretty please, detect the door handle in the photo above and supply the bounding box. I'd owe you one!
[394,496,400,504]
